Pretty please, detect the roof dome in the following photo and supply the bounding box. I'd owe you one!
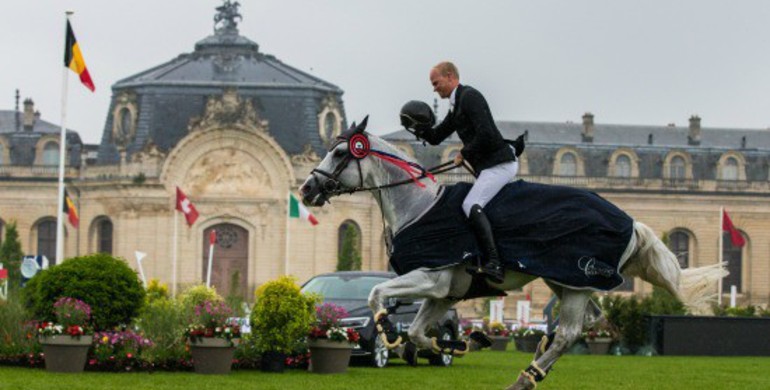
[97,1,346,165]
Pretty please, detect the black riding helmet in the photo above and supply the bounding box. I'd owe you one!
[399,100,435,131]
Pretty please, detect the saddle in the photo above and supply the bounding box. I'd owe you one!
[388,180,634,292]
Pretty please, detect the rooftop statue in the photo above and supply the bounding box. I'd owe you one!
[214,0,242,34]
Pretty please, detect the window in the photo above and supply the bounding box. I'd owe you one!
[668,231,689,269]
[37,220,57,266]
[0,146,4,166]
[337,221,362,270]
[670,156,685,179]
[0,219,4,246]
[98,219,113,254]
[615,155,631,177]
[42,142,59,166]
[722,157,738,181]
[722,232,743,293]
[559,153,577,176]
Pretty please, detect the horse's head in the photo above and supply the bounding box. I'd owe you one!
[301,116,374,207]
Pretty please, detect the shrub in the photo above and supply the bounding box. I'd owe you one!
[488,321,510,337]
[145,279,169,304]
[0,299,36,357]
[250,276,317,354]
[24,253,145,330]
[179,284,222,312]
[512,326,545,338]
[134,298,188,364]
[185,300,240,342]
[0,221,24,294]
[602,286,686,351]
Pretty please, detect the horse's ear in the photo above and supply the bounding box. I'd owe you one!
[350,121,357,129]
[356,115,369,133]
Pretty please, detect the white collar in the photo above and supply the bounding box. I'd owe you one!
[449,86,459,108]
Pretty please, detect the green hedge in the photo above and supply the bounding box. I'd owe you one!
[23,253,145,329]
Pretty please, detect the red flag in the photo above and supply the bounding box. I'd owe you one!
[722,210,745,247]
[209,229,217,245]
[176,187,199,226]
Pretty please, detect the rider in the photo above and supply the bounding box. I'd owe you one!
[400,61,518,284]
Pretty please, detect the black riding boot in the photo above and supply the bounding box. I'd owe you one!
[468,204,505,284]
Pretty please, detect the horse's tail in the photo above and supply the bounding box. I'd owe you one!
[631,221,728,314]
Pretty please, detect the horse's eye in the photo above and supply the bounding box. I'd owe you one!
[333,149,345,157]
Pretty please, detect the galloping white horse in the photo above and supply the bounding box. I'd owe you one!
[301,119,726,390]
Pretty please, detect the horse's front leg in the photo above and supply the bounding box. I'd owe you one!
[367,269,451,349]
[508,290,590,390]
[407,298,453,350]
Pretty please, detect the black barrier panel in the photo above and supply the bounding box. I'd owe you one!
[648,315,770,356]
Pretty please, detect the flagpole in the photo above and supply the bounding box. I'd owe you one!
[172,209,179,298]
[285,192,291,276]
[55,11,74,265]
[206,230,215,288]
[718,207,724,306]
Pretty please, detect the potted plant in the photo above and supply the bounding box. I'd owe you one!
[250,276,317,373]
[37,297,94,373]
[307,303,361,374]
[582,320,615,355]
[185,300,241,374]
[487,321,511,351]
[512,326,546,353]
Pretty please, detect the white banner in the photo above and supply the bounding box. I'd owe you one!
[517,300,531,325]
[490,298,504,323]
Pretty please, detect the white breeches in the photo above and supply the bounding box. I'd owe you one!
[462,159,519,216]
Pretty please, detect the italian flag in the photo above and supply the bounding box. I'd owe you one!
[289,192,318,225]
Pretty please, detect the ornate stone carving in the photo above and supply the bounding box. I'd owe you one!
[185,148,271,196]
[318,95,342,146]
[111,91,138,148]
[291,144,321,164]
[188,88,268,133]
[131,139,166,163]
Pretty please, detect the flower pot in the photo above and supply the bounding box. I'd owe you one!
[39,335,93,373]
[514,335,541,353]
[308,338,353,374]
[585,337,612,355]
[189,337,239,374]
[261,350,287,373]
[489,335,511,351]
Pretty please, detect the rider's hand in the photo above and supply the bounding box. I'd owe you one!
[453,152,464,166]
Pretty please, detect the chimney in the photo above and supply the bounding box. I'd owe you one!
[688,115,701,146]
[23,98,36,131]
[581,112,594,143]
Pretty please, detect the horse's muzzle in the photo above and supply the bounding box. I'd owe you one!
[300,180,328,207]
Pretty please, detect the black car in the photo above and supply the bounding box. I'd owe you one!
[301,271,460,368]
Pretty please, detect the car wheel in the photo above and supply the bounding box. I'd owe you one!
[368,333,389,368]
[428,327,454,367]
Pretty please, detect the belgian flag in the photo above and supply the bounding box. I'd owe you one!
[64,20,95,92]
[64,190,79,228]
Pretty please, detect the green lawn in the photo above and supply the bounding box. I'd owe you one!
[1,350,768,390]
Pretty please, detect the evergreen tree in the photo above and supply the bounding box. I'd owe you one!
[336,224,362,271]
[0,221,25,293]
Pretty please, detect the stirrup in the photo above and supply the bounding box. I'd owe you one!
[481,261,505,284]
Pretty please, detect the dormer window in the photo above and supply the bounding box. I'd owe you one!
[42,142,59,166]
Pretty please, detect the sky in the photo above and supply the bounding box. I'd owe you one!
[2,1,770,144]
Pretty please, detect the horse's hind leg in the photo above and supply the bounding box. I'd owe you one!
[508,290,590,390]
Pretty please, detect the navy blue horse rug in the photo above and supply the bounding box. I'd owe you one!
[389,180,634,291]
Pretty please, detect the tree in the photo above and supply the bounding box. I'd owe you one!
[336,224,361,271]
[0,221,24,294]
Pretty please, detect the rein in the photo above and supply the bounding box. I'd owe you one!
[310,133,468,197]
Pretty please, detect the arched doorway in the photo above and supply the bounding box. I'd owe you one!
[202,224,248,299]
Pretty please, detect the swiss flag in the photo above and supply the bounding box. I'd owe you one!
[176,187,199,226]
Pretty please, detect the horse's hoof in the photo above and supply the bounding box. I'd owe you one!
[373,309,388,323]
[430,337,469,356]
[506,371,537,390]
[403,341,418,366]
